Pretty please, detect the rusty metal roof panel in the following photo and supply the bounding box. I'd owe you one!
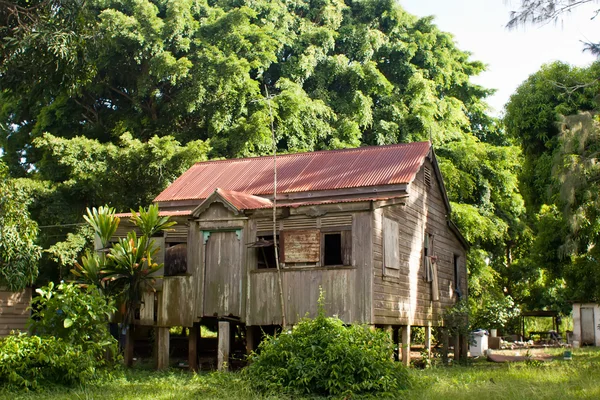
[154,142,431,202]
[216,188,273,210]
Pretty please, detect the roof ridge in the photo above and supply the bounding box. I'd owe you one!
[192,141,431,166]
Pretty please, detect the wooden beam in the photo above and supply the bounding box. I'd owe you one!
[424,325,432,360]
[218,321,230,371]
[124,325,134,367]
[454,335,460,363]
[401,325,411,367]
[156,327,170,370]
[188,323,199,371]
[441,328,449,366]
[246,325,256,355]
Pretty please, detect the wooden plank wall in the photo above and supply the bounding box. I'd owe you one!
[246,210,373,326]
[372,159,467,327]
[0,288,31,336]
[195,202,247,320]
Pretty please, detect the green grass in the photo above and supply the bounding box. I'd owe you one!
[1,348,599,400]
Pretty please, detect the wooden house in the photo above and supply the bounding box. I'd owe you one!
[0,288,32,337]
[117,141,469,369]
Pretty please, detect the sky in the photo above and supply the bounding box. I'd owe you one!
[401,0,598,116]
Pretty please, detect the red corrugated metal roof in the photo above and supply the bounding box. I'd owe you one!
[115,210,192,218]
[155,142,431,202]
[216,188,273,210]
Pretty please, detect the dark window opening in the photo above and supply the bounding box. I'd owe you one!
[324,233,343,266]
[255,235,278,269]
[165,243,187,276]
[454,254,462,298]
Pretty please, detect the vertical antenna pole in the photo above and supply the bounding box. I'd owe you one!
[265,85,287,329]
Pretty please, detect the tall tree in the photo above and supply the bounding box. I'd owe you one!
[0,162,42,291]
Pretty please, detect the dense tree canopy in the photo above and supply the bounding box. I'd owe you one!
[504,61,600,308]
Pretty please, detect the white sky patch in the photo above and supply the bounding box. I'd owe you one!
[401,0,598,116]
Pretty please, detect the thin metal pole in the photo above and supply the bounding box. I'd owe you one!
[265,85,287,329]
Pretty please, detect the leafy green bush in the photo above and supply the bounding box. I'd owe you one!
[244,302,410,397]
[29,282,118,361]
[0,333,100,389]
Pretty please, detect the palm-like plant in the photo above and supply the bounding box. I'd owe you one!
[70,204,174,366]
[83,206,120,249]
[103,232,163,325]
[129,204,175,237]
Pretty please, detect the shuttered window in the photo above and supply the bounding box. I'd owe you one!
[280,229,321,263]
[383,217,400,277]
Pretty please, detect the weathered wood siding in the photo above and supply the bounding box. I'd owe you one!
[0,288,31,336]
[158,276,195,327]
[246,211,373,325]
[372,159,467,327]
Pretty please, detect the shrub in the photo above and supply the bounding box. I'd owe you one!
[244,300,410,397]
[0,333,100,389]
[28,281,118,362]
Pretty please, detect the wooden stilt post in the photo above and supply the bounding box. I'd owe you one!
[218,321,230,371]
[401,325,411,367]
[156,327,170,370]
[189,323,199,371]
[454,334,460,363]
[124,324,134,367]
[460,334,468,362]
[384,325,394,360]
[424,325,432,359]
[441,328,449,366]
[246,325,256,355]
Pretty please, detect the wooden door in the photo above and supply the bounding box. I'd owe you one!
[203,231,242,317]
[581,307,595,345]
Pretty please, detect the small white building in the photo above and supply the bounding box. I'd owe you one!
[572,303,600,346]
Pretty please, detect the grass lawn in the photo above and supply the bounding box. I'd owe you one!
[1,348,599,399]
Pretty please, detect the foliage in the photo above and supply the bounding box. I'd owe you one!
[245,295,410,397]
[503,61,600,312]
[504,61,600,211]
[84,206,121,249]
[471,295,520,331]
[72,204,172,325]
[1,0,492,172]
[0,332,101,390]
[45,225,94,278]
[442,298,472,338]
[28,282,118,361]
[552,112,600,301]
[129,204,175,237]
[0,161,42,291]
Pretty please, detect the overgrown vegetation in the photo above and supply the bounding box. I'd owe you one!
[1,348,599,399]
[0,162,41,291]
[245,294,410,397]
[29,281,118,359]
[0,281,119,390]
[0,333,104,390]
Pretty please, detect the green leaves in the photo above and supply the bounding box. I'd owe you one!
[129,204,175,237]
[245,308,410,396]
[0,161,42,291]
[84,206,120,249]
